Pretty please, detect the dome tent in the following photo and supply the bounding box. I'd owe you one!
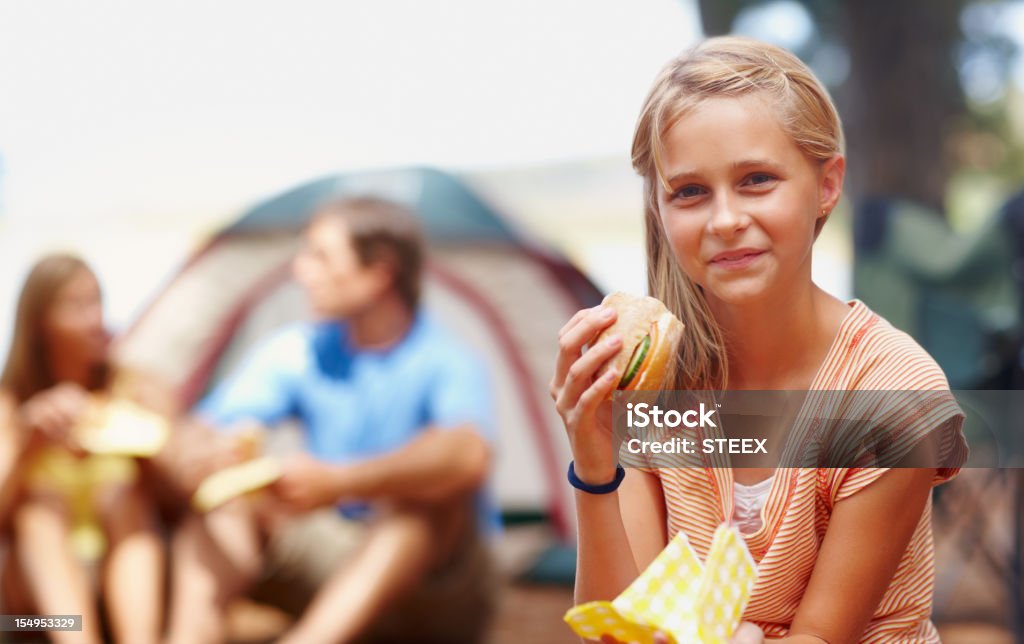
[117,166,603,539]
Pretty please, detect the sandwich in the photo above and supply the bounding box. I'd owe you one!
[191,426,278,512]
[192,457,281,512]
[595,291,684,393]
[74,397,170,457]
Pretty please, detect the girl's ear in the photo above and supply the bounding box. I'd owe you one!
[818,155,846,216]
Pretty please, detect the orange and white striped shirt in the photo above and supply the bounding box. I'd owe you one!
[649,299,968,642]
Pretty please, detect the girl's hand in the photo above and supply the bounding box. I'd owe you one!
[549,305,622,484]
[19,382,89,448]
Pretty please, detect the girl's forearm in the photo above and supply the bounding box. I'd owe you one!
[573,489,640,604]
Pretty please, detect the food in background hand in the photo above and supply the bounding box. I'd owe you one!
[74,397,170,457]
[192,456,281,512]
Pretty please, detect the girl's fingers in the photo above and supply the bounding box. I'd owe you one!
[552,309,598,394]
[552,307,618,392]
[51,396,78,428]
[56,386,88,419]
[560,334,622,411]
[558,306,597,340]
[576,366,620,418]
[33,408,61,438]
[40,391,72,428]
[44,405,69,434]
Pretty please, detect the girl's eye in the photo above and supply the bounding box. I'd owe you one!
[745,173,777,186]
[672,185,707,200]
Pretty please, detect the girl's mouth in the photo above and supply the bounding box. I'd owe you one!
[709,249,766,270]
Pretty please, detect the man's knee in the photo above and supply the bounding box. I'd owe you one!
[352,502,496,644]
[372,498,475,571]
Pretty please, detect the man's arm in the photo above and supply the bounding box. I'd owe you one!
[274,334,494,510]
[273,424,490,510]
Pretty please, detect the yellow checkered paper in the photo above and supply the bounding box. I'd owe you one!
[564,524,757,644]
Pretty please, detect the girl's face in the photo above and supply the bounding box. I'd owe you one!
[656,94,843,307]
[43,268,108,366]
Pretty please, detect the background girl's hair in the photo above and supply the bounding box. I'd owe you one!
[0,253,103,402]
[631,35,845,390]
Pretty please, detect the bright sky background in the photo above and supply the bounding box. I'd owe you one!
[0,0,700,223]
[0,0,704,353]
[0,0,855,360]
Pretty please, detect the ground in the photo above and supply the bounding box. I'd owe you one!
[222,519,1019,643]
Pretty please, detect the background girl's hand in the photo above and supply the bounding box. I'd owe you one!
[549,305,622,484]
[19,382,89,448]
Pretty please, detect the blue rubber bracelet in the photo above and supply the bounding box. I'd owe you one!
[567,461,626,494]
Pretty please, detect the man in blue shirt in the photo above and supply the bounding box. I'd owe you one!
[165,197,496,644]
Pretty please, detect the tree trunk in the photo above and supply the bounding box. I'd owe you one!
[840,0,964,213]
[696,0,743,36]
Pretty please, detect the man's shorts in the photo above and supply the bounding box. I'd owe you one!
[248,510,498,644]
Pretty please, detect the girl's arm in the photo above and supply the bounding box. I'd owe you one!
[780,466,936,643]
[550,305,669,604]
[575,469,668,604]
[619,470,670,572]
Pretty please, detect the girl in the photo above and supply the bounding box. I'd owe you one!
[1,254,168,644]
[0,393,22,533]
[551,37,967,643]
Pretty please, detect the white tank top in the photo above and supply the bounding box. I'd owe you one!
[733,475,774,535]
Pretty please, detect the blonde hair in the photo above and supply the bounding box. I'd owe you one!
[632,36,845,390]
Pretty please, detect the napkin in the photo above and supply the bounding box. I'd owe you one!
[564,524,757,643]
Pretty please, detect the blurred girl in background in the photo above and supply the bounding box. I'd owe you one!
[0,254,167,644]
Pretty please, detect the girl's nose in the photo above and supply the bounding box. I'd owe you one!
[706,197,749,239]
